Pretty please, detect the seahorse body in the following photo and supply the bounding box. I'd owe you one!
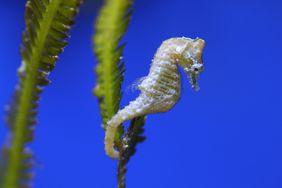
[105,37,205,158]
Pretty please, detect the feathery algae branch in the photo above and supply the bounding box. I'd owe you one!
[1,1,81,187]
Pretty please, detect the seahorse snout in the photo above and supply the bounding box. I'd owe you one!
[185,62,204,91]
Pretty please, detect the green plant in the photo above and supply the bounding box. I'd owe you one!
[93,0,131,129]
[0,1,81,187]
[93,0,146,187]
[117,116,146,188]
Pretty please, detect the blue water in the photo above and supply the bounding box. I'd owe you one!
[0,0,282,187]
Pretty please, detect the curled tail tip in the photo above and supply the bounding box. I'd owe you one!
[106,148,119,159]
[104,136,119,158]
[104,108,130,159]
[104,120,120,159]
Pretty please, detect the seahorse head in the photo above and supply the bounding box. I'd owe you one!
[179,37,205,91]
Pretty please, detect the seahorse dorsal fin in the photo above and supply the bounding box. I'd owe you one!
[125,76,147,93]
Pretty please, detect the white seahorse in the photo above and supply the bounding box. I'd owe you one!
[105,37,205,158]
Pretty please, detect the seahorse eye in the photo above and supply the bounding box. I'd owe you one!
[191,63,203,74]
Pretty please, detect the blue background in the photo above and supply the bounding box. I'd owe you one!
[1,0,282,187]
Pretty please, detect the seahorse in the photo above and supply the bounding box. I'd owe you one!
[105,37,205,158]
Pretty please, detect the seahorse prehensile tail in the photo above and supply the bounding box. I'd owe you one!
[105,37,205,158]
